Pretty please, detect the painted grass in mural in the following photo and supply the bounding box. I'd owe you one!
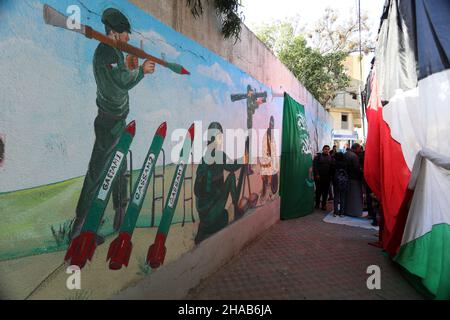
[0,164,193,261]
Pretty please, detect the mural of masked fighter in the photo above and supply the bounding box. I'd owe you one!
[231,85,267,176]
[70,8,156,241]
[260,116,279,203]
[230,85,267,130]
[231,86,268,168]
[194,122,246,244]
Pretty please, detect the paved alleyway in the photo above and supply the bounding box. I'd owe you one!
[187,210,424,300]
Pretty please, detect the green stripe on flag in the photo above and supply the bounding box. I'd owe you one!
[395,223,450,300]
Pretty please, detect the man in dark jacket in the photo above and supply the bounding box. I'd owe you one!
[313,145,334,210]
[332,152,348,217]
[344,143,363,216]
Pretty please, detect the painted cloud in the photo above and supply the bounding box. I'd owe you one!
[197,62,234,87]
[134,29,181,60]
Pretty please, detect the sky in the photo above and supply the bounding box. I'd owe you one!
[241,0,386,78]
[242,0,385,35]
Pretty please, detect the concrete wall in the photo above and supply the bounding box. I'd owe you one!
[110,1,333,299]
[0,0,332,300]
[129,1,301,100]
[114,198,280,300]
[130,0,333,152]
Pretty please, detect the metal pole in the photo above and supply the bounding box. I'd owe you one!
[358,0,367,143]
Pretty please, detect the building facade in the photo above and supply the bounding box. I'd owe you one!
[328,53,365,151]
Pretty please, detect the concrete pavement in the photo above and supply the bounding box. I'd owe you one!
[187,210,424,300]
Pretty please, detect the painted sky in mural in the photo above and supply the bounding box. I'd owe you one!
[0,0,283,192]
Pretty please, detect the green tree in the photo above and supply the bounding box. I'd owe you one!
[306,7,374,55]
[186,0,244,41]
[256,21,350,107]
[280,37,349,107]
[254,7,375,107]
[254,18,299,55]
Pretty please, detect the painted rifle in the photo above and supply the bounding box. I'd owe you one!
[107,122,167,270]
[65,121,136,268]
[230,85,268,105]
[146,124,195,269]
[43,4,190,75]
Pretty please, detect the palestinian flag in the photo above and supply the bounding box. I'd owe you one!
[364,0,450,299]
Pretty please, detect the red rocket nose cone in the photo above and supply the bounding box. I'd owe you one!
[126,121,136,137]
[188,123,195,140]
[156,122,167,137]
[181,67,190,75]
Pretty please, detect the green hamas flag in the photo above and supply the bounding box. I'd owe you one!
[280,93,314,219]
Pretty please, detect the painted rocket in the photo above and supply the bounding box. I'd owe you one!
[65,121,136,269]
[146,124,195,269]
[107,122,167,270]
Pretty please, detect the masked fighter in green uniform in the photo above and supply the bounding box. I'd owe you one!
[194,122,246,244]
[70,8,155,241]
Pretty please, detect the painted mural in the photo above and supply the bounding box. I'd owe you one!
[0,0,286,299]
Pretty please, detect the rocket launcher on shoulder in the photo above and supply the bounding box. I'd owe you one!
[43,4,190,75]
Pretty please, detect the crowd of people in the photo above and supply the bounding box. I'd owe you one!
[312,143,378,226]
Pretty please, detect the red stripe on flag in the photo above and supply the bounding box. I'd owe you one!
[364,72,412,256]
[364,73,382,199]
[379,120,412,255]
